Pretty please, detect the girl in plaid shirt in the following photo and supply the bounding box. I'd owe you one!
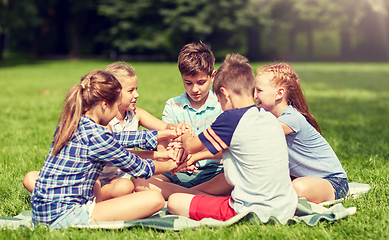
[31,70,179,229]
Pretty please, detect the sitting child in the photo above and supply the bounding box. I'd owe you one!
[23,62,183,201]
[97,62,181,201]
[167,54,297,223]
[133,42,224,197]
[31,70,179,229]
[254,62,348,203]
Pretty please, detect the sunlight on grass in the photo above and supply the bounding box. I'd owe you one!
[0,60,388,238]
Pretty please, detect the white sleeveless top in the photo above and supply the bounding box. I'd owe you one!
[99,110,138,179]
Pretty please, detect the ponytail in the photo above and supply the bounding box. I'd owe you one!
[52,85,83,156]
[257,63,321,134]
[52,70,121,156]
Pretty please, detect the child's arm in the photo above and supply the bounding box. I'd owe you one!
[279,122,294,135]
[187,150,222,165]
[130,145,174,162]
[173,151,223,173]
[136,107,169,131]
[157,129,179,141]
[153,160,178,175]
[115,128,177,151]
[115,129,158,151]
[181,132,206,154]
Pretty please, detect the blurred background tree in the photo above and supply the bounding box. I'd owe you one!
[1,0,388,61]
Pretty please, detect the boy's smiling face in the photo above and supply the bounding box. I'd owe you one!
[182,71,213,109]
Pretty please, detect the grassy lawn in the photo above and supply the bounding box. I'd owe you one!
[0,59,388,239]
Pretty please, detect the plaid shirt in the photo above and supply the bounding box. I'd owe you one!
[162,90,222,167]
[31,116,157,224]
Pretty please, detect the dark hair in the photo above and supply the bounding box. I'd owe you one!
[177,42,215,77]
[257,63,321,133]
[213,53,255,97]
[52,70,122,156]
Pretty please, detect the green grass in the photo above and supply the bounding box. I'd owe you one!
[0,59,389,239]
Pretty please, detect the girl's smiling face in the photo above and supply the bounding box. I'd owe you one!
[119,76,139,111]
[254,72,279,111]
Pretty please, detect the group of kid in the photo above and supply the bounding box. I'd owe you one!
[24,42,348,229]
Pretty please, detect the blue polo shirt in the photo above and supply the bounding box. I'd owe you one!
[162,90,222,167]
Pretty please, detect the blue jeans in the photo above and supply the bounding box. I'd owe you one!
[33,200,95,229]
[324,177,349,200]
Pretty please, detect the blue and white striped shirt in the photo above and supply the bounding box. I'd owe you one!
[31,116,157,224]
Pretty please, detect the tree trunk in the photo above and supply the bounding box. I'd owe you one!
[340,24,351,60]
[0,32,4,60]
[288,27,296,61]
[246,25,263,61]
[31,8,54,57]
[69,14,80,58]
[307,25,313,60]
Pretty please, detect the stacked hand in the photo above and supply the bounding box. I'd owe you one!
[162,124,198,175]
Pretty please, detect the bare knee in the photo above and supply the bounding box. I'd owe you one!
[292,179,308,198]
[112,179,134,197]
[23,171,39,193]
[145,190,165,211]
[167,193,192,217]
[167,193,180,215]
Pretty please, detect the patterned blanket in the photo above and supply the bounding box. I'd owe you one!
[0,182,370,230]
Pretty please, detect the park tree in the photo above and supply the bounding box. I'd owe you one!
[259,0,389,61]
[0,0,41,59]
[240,0,282,61]
[97,0,171,59]
[336,0,388,60]
[160,0,252,59]
[275,0,342,60]
[31,0,103,57]
[96,0,256,60]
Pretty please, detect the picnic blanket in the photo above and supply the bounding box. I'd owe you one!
[0,182,370,230]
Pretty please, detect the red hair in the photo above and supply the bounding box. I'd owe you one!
[257,63,321,134]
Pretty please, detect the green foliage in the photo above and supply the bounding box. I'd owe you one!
[0,60,389,238]
[2,0,389,60]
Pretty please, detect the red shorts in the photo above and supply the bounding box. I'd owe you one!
[189,195,237,221]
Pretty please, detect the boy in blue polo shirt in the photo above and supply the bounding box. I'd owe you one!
[133,42,223,191]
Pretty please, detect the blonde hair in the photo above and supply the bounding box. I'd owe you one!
[213,53,255,97]
[104,62,136,83]
[52,70,122,156]
[257,63,321,134]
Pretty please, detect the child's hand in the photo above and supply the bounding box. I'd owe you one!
[175,124,193,136]
[167,159,179,172]
[154,145,175,161]
[171,158,199,175]
[157,129,178,141]
[167,140,184,163]
[165,123,176,130]
[177,149,191,165]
